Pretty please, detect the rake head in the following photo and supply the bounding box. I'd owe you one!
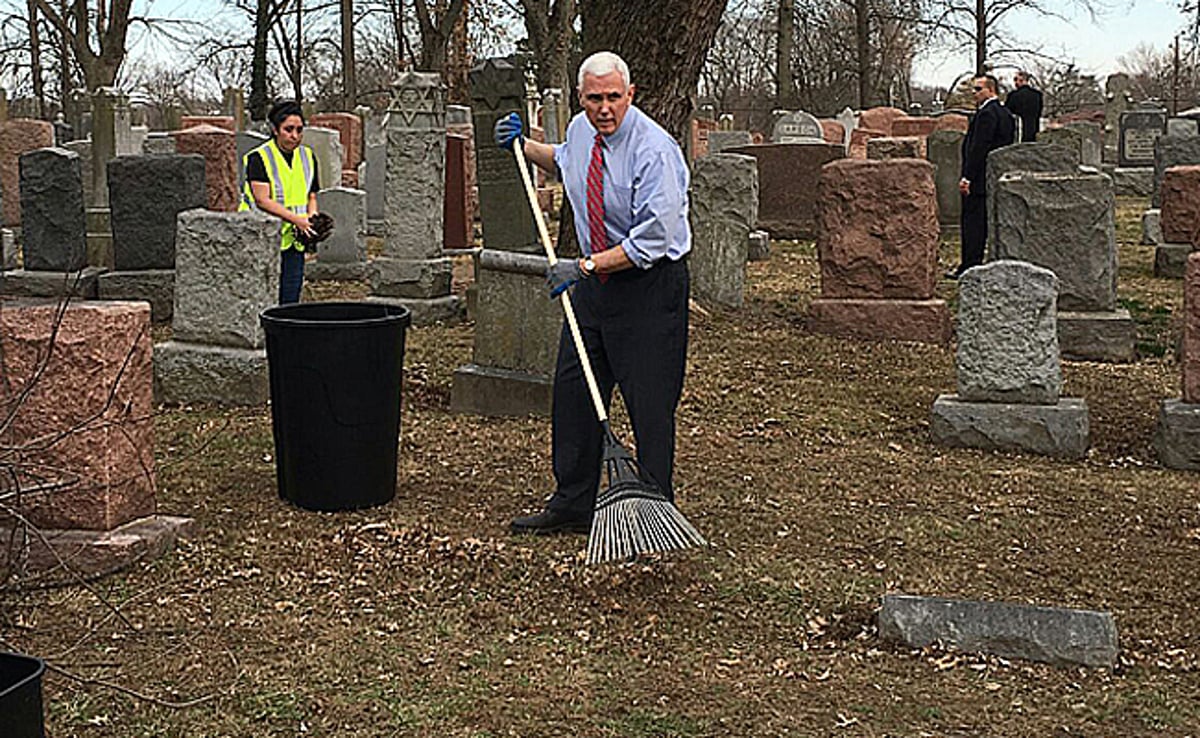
[586,425,706,565]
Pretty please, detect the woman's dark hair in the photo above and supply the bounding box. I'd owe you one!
[268,100,305,130]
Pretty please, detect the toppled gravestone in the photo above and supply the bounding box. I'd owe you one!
[931,260,1089,458]
[878,594,1119,668]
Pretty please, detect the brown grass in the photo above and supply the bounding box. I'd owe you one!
[4,197,1199,737]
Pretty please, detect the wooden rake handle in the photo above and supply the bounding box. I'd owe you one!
[512,141,609,425]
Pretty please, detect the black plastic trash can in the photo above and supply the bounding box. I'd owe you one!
[261,302,411,511]
[0,652,46,738]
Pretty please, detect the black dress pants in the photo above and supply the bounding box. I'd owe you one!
[960,193,987,270]
[547,257,689,518]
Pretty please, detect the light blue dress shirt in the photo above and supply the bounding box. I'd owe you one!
[552,105,691,268]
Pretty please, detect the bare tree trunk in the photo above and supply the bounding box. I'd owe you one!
[518,0,576,95]
[35,0,132,90]
[855,0,871,107]
[413,0,464,72]
[341,0,356,108]
[58,0,70,102]
[250,0,271,119]
[295,0,303,101]
[27,0,45,117]
[777,0,794,108]
[975,0,985,74]
[445,0,469,103]
[577,0,726,141]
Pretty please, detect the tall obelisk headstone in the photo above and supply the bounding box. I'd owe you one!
[87,88,137,268]
[367,71,461,324]
[450,57,562,416]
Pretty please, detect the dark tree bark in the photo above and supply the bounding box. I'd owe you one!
[34,0,133,90]
[27,0,45,117]
[518,0,576,95]
[250,0,272,118]
[341,0,356,108]
[577,0,727,141]
[854,0,872,106]
[776,0,794,108]
[413,0,465,71]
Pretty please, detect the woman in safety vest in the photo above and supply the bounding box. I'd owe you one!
[240,99,320,304]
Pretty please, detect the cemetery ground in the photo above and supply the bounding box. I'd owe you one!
[6,199,1200,736]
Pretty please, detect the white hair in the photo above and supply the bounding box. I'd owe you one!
[577,51,631,90]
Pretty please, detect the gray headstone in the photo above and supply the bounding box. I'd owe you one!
[235,130,269,196]
[469,58,537,253]
[995,170,1117,313]
[836,107,858,149]
[1064,121,1103,167]
[540,90,564,144]
[1153,134,1200,207]
[19,147,86,271]
[142,132,176,155]
[446,104,472,127]
[1037,127,1098,168]
[108,154,207,270]
[878,594,1118,668]
[706,130,753,155]
[1119,108,1166,167]
[927,130,964,228]
[771,110,823,143]
[172,209,279,349]
[365,114,385,221]
[2,227,15,269]
[1167,117,1199,138]
[1142,208,1161,245]
[689,153,757,308]
[748,229,770,261]
[315,187,366,264]
[957,260,1061,404]
[89,87,134,207]
[302,126,343,191]
[985,142,1080,257]
[63,139,94,207]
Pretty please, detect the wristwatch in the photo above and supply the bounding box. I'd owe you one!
[582,257,596,277]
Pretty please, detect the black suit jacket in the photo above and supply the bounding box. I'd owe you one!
[1006,85,1043,142]
[961,99,1016,196]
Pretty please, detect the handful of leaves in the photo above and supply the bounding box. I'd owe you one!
[296,212,334,247]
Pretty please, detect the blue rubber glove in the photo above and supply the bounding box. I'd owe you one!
[546,259,583,298]
[494,112,523,151]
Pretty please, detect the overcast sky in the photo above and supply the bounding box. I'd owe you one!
[912,0,1190,88]
[130,0,1192,92]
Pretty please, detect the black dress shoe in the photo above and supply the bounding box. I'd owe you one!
[510,509,592,536]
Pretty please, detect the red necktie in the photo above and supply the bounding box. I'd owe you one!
[586,133,609,283]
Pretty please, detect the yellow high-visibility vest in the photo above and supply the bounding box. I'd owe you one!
[239,139,315,251]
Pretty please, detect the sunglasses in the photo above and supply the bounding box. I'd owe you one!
[972,85,984,91]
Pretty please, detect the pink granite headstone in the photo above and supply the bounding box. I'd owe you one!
[180,115,235,132]
[935,114,970,133]
[0,119,54,226]
[820,119,846,145]
[311,112,363,170]
[444,133,470,250]
[849,128,887,159]
[2,300,155,530]
[891,117,938,138]
[174,124,239,211]
[859,107,909,136]
[1160,165,1200,245]
[1184,254,1200,403]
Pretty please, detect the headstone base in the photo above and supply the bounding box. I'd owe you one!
[1154,243,1191,278]
[930,394,1089,459]
[0,266,103,299]
[0,515,194,584]
[878,594,1118,668]
[154,340,268,405]
[807,298,951,345]
[366,294,464,326]
[450,363,553,417]
[1112,167,1153,197]
[367,219,387,237]
[1155,398,1200,470]
[1057,309,1136,363]
[1142,208,1161,245]
[97,269,174,323]
[86,207,113,269]
[369,256,452,299]
[306,261,371,282]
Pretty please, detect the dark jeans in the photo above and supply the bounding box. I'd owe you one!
[960,194,987,270]
[280,247,305,304]
[548,258,689,518]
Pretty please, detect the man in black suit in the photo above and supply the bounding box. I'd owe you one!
[950,74,1016,279]
[1005,70,1043,143]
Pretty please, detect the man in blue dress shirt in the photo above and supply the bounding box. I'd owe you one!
[495,51,692,535]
